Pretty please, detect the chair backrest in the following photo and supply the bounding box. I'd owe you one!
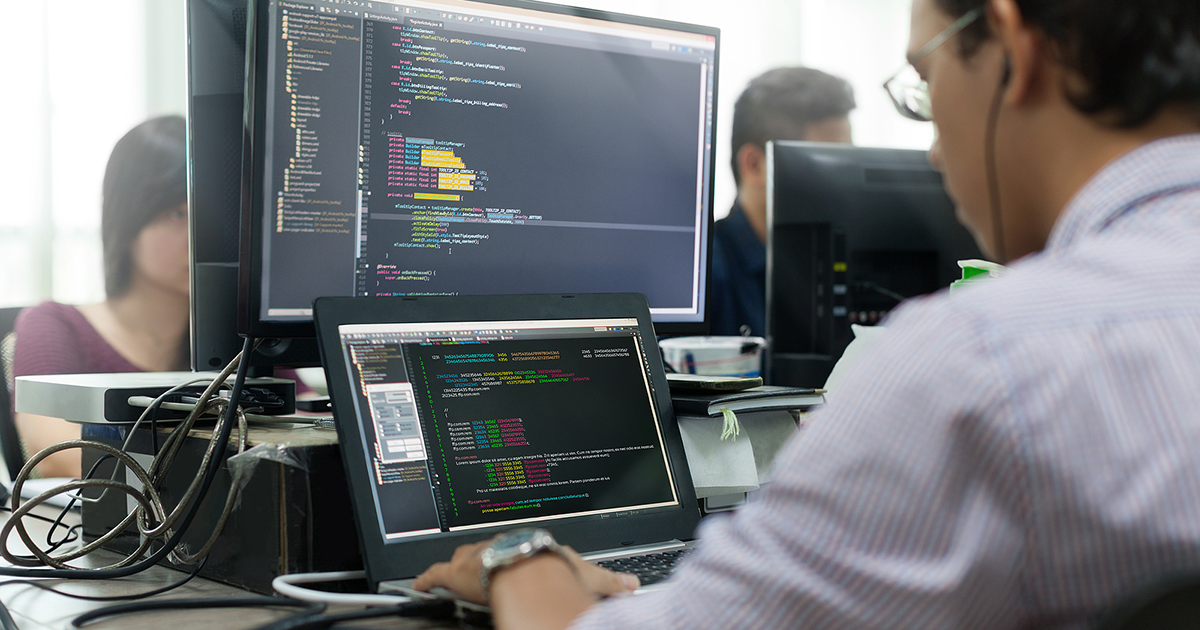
[0,307,28,482]
[1094,573,1200,630]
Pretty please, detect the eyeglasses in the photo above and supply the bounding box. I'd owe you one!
[883,7,984,122]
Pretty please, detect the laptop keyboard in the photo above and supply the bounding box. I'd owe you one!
[595,548,694,586]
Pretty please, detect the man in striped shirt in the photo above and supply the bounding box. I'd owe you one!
[416,0,1200,627]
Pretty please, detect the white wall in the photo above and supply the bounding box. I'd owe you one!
[0,1,185,308]
[0,0,927,308]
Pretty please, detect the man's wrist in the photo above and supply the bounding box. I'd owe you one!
[486,547,571,589]
[491,551,574,585]
[489,553,594,616]
[479,528,572,599]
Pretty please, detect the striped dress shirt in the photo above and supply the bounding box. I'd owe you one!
[572,134,1200,629]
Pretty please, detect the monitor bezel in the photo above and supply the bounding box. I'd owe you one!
[240,0,720,340]
[187,0,326,371]
[187,0,249,371]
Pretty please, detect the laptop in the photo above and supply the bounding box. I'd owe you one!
[313,293,702,599]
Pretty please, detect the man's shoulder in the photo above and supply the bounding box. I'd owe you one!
[711,211,743,246]
[711,207,764,268]
[865,233,1200,415]
[944,228,1200,334]
[710,213,741,271]
[713,204,751,234]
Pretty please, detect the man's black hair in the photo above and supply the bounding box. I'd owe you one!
[936,0,1200,127]
[729,67,855,186]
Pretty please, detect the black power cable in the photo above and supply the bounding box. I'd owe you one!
[0,452,114,567]
[250,599,458,630]
[854,281,908,304]
[0,506,82,552]
[0,557,207,603]
[985,57,1009,263]
[69,596,325,629]
[0,599,16,630]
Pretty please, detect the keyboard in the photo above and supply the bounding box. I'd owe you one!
[595,548,694,586]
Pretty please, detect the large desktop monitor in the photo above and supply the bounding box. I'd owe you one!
[765,142,983,388]
[238,0,720,341]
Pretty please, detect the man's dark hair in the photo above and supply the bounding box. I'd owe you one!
[936,0,1200,127]
[729,67,855,185]
[101,115,187,298]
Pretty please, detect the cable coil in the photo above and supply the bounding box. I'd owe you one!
[0,337,255,580]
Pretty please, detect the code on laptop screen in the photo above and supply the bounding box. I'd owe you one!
[338,318,679,540]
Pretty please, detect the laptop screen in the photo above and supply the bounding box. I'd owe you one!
[336,317,680,541]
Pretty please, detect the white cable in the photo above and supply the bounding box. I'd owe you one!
[271,570,415,606]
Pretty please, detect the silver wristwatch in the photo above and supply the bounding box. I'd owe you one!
[478,528,567,598]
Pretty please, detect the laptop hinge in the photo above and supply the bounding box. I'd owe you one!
[581,540,687,562]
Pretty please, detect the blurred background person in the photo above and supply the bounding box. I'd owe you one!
[12,116,190,478]
[710,67,856,337]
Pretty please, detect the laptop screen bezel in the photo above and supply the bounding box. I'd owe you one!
[314,293,700,587]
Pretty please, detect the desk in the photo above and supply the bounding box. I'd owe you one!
[79,422,359,595]
[0,507,457,630]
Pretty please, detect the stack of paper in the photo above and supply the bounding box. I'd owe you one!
[673,386,824,498]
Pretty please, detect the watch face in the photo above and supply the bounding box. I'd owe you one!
[482,527,556,574]
[490,528,542,556]
[479,527,564,597]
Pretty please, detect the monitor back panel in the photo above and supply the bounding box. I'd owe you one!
[765,142,981,387]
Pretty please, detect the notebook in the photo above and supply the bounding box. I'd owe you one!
[313,293,702,598]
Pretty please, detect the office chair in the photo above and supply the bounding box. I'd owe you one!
[0,306,27,482]
[1093,573,1200,630]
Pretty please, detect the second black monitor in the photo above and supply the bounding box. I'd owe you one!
[765,142,982,387]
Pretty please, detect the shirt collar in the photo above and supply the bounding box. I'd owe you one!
[1046,133,1200,250]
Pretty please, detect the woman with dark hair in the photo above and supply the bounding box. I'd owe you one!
[12,115,191,478]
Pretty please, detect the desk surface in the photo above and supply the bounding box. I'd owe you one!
[0,507,457,630]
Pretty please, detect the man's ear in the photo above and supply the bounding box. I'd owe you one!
[989,0,1046,106]
[736,144,768,187]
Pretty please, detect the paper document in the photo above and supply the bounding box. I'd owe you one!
[678,410,799,497]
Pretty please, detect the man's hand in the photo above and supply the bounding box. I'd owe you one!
[413,535,640,605]
[413,538,492,603]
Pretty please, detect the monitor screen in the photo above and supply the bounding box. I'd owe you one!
[241,0,720,339]
[765,142,983,387]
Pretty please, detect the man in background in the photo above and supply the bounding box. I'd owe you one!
[710,66,855,337]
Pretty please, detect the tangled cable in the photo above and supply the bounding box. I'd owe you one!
[0,337,256,579]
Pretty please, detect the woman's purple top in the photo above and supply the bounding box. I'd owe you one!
[11,301,310,390]
[12,301,141,378]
